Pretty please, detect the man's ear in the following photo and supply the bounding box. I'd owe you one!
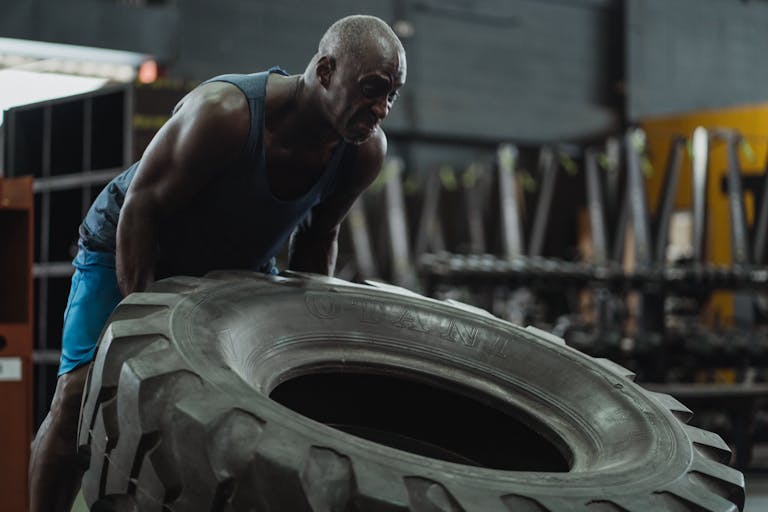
[316,56,336,88]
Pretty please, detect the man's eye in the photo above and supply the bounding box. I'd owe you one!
[361,85,378,97]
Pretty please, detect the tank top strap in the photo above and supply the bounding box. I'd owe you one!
[201,67,289,163]
[201,67,288,100]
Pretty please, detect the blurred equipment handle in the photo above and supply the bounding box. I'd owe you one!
[497,144,524,259]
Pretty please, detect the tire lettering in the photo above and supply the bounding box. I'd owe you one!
[392,307,431,333]
[486,335,509,358]
[305,294,342,319]
[305,294,504,357]
[354,299,386,324]
[440,319,479,347]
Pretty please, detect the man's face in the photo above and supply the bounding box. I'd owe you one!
[323,49,406,145]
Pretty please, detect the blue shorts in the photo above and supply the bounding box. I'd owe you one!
[58,248,280,376]
[59,247,122,376]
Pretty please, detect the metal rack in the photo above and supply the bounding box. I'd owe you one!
[3,84,133,428]
[410,128,768,468]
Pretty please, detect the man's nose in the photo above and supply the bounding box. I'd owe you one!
[372,97,389,120]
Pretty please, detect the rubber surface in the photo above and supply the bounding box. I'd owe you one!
[78,271,745,511]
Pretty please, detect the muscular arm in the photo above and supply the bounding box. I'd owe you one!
[288,130,387,275]
[116,83,249,295]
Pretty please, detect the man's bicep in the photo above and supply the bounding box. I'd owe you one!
[125,121,189,211]
[299,171,379,238]
[126,85,248,212]
[127,122,219,212]
[299,192,358,239]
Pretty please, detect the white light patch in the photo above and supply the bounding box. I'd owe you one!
[0,69,108,125]
[0,357,22,381]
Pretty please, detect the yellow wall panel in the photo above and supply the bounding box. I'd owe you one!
[641,103,768,326]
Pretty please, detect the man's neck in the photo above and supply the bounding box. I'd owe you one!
[266,74,340,153]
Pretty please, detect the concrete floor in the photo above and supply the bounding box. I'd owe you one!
[69,474,768,511]
[71,492,87,512]
[745,473,768,512]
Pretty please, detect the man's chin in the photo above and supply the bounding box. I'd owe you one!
[343,127,376,145]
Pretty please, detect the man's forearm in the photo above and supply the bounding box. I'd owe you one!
[116,197,158,296]
[288,231,338,276]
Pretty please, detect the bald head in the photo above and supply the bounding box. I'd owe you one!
[304,15,406,145]
[318,15,404,70]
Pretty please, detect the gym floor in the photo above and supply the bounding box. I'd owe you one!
[68,474,768,511]
[746,474,768,512]
[740,447,768,511]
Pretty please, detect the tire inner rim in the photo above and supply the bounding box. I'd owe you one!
[270,371,571,472]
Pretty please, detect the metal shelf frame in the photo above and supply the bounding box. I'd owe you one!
[3,84,133,428]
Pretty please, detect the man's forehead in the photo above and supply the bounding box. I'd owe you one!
[356,51,406,83]
[360,70,406,89]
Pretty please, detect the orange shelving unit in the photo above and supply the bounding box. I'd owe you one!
[0,176,34,512]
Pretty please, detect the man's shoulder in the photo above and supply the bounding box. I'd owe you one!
[339,129,387,191]
[189,81,250,116]
[355,128,387,171]
[170,82,250,145]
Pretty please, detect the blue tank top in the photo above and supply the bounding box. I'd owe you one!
[79,67,355,277]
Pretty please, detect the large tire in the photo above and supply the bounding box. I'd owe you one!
[77,271,745,511]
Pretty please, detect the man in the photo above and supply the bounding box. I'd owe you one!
[29,14,406,511]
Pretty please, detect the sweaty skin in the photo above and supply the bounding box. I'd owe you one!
[29,17,406,512]
[117,48,406,294]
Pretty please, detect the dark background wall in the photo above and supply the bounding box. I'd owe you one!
[2,0,768,141]
[0,0,622,145]
[626,0,768,120]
